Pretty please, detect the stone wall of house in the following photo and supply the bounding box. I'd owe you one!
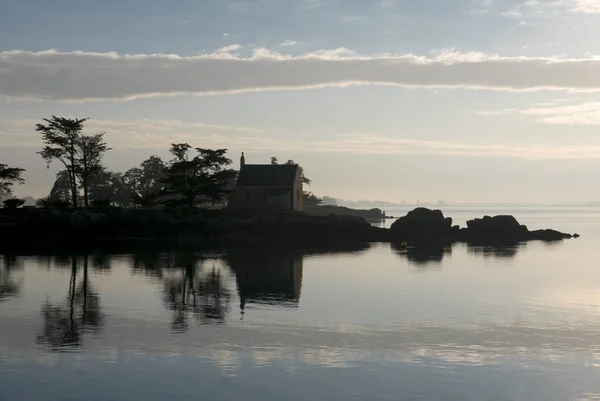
[229,186,292,210]
[292,169,303,211]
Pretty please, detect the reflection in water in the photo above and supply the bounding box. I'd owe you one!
[90,252,113,271]
[36,255,104,351]
[467,243,523,259]
[162,253,232,332]
[0,219,599,401]
[391,242,452,266]
[131,249,176,279]
[392,241,527,266]
[227,250,303,313]
[0,254,23,302]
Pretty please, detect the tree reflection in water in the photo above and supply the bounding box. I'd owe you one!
[0,254,23,302]
[162,253,232,332]
[37,255,105,351]
[137,246,369,329]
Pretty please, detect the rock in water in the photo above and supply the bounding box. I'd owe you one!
[391,209,575,245]
[390,208,456,243]
[464,215,530,243]
[530,229,572,241]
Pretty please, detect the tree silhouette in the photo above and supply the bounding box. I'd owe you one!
[303,192,323,207]
[270,157,318,204]
[285,159,311,186]
[3,198,25,209]
[88,170,129,207]
[49,170,74,204]
[36,116,87,207]
[123,155,166,207]
[269,156,312,185]
[36,116,110,207]
[160,144,237,208]
[75,134,111,206]
[0,164,25,197]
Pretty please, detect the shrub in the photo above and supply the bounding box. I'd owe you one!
[3,198,25,209]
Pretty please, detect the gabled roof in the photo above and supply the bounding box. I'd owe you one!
[236,164,298,187]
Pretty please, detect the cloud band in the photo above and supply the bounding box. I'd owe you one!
[3,48,600,101]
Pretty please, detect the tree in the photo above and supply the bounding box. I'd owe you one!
[123,156,166,208]
[270,157,312,186]
[285,160,312,186]
[75,134,110,207]
[270,156,318,206]
[88,170,129,207]
[0,164,25,197]
[36,116,87,207]
[161,144,238,208]
[49,170,74,204]
[36,116,110,207]
[321,196,338,206]
[303,192,323,207]
[3,198,25,209]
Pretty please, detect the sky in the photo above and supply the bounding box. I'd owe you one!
[3,0,600,204]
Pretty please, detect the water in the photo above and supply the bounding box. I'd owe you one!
[1,207,600,401]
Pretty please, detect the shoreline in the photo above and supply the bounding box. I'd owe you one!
[0,207,578,252]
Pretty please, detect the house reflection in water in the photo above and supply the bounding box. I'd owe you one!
[226,250,303,313]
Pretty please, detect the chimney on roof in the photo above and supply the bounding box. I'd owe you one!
[240,152,245,169]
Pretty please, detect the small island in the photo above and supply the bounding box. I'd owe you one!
[0,116,578,252]
[0,205,578,252]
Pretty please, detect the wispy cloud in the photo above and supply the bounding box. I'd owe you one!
[573,0,600,13]
[500,9,524,18]
[4,118,600,159]
[5,48,600,102]
[471,0,495,14]
[506,101,600,125]
[1,118,265,148]
[217,44,245,53]
[498,0,600,16]
[280,40,299,47]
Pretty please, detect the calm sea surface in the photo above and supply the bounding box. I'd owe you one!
[2,207,600,401]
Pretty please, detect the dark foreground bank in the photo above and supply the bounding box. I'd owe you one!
[0,207,578,251]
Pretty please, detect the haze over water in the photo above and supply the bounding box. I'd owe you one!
[1,207,600,401]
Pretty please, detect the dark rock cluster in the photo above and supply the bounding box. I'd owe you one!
[391,207,576,245]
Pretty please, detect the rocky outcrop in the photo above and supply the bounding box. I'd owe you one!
[390,208,576,245]
[463,215,530,243]
[390,208,458,244]
[530,229,573,241]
